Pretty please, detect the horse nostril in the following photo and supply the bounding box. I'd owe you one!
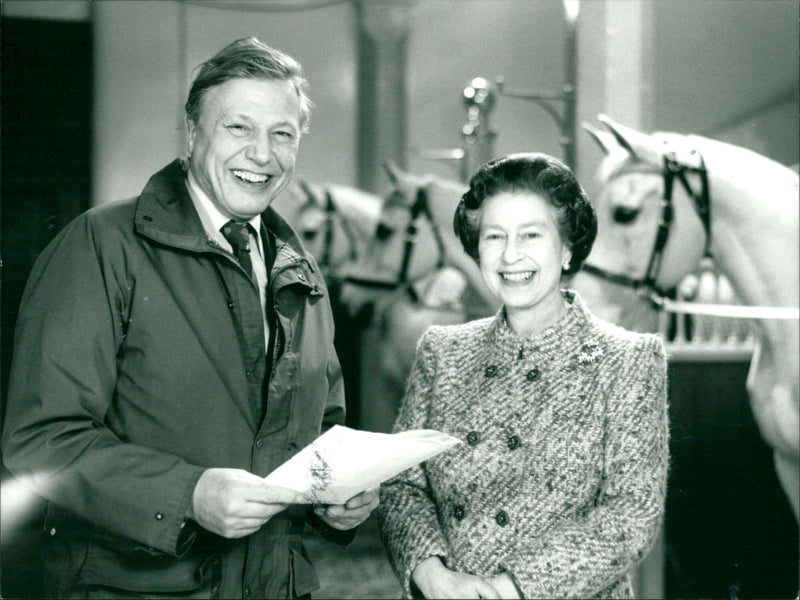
[613,206,639,224]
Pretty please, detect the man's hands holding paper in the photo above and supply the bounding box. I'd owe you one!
[313,486,380,530]
[190,427,458,538]
[189,468,302,538]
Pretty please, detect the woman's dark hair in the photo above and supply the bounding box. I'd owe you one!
[185,36,313,132]
[453,152,597,275]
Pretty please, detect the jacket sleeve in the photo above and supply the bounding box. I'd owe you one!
[498,334,669,598]
[321,333,346,434]
[1,216,205,557]
[377,328,451,598]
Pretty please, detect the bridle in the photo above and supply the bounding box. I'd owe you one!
[580,152,711,308]
[337,185,447,302]
[297,182,360,274]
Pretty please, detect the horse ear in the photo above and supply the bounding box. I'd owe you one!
[582,121,616,155]
[600,115,672,166]
[597,114,640,157]
[383,161,405,184]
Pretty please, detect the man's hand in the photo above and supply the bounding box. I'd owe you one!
[411,556,501,599]
[189,468,301,538]
[313,487,379,531]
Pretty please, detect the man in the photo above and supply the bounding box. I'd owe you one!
[2,37,378,599]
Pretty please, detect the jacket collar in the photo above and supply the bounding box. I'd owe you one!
[487,290,607,366]
[133,160,322,291]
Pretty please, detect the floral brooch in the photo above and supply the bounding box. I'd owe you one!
[575,342,605,365]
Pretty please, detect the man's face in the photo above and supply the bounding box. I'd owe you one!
[186,77,302,221]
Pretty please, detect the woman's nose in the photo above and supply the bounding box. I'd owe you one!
[502,238,520,262]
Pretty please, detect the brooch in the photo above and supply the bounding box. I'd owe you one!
[576,342,605,365]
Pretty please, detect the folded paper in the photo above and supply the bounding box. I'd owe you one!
[264,425,462,504]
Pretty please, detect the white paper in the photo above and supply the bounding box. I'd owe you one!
[263,425,462,504]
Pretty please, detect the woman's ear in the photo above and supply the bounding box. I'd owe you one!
[185,114,196,155]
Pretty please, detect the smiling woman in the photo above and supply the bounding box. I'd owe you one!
[378,153,670,599]
[454,153,597,336]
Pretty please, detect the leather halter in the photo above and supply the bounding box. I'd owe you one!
[580,151,711,306]
[297,182,359,274]
[338,185,447,301]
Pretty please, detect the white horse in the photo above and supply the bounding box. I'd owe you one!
[339,165,498,382]
[335,166,499,431]
[571,115,799,523]
[272,178,384,283]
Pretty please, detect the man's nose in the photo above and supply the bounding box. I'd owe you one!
[246,133,272,164]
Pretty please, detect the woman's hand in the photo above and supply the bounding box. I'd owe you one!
[411,556,501,599]
[486,572,522,599]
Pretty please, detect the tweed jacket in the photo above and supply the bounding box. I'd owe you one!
[378,291,668,599]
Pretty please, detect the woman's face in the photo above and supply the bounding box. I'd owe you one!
[478,191,571,330]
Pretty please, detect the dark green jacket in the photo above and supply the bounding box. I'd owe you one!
[2,160,348,598]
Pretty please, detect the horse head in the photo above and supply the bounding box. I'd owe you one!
[570,115,711,331]
[274,178,383,279]
[338,162,498,321]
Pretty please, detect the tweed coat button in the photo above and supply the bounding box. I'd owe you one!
[485,365,498,378]
[466,431,480,445]
[495,510,509,526]
[453,505,466,521]
[526,368,541,382]
[507,435,521,450]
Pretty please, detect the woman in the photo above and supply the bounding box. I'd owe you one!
[378,153,668,599]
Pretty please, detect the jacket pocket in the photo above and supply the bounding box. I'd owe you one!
[43,507,214,593]
[289,542,320,598]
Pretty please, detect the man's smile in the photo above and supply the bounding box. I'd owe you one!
[232,169,272,185]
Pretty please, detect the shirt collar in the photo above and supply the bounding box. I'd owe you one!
[185,169,263,253]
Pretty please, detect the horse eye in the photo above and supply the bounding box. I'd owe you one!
[375,223,394,241]
[302,230,317,241]
[613,206,639,224]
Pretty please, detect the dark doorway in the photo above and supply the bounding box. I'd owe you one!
[1,16,92,598]
[665,359,799,598]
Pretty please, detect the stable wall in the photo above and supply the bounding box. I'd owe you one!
[4,0,797,204]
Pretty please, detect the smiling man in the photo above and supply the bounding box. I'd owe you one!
[2,37,377,599]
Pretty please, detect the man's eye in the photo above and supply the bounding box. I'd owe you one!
[227,125,250,136]
[274,130,296,141]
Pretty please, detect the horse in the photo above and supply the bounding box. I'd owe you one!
[272,178,384,284]
[336,165,499,430]
[570,114,799,524]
